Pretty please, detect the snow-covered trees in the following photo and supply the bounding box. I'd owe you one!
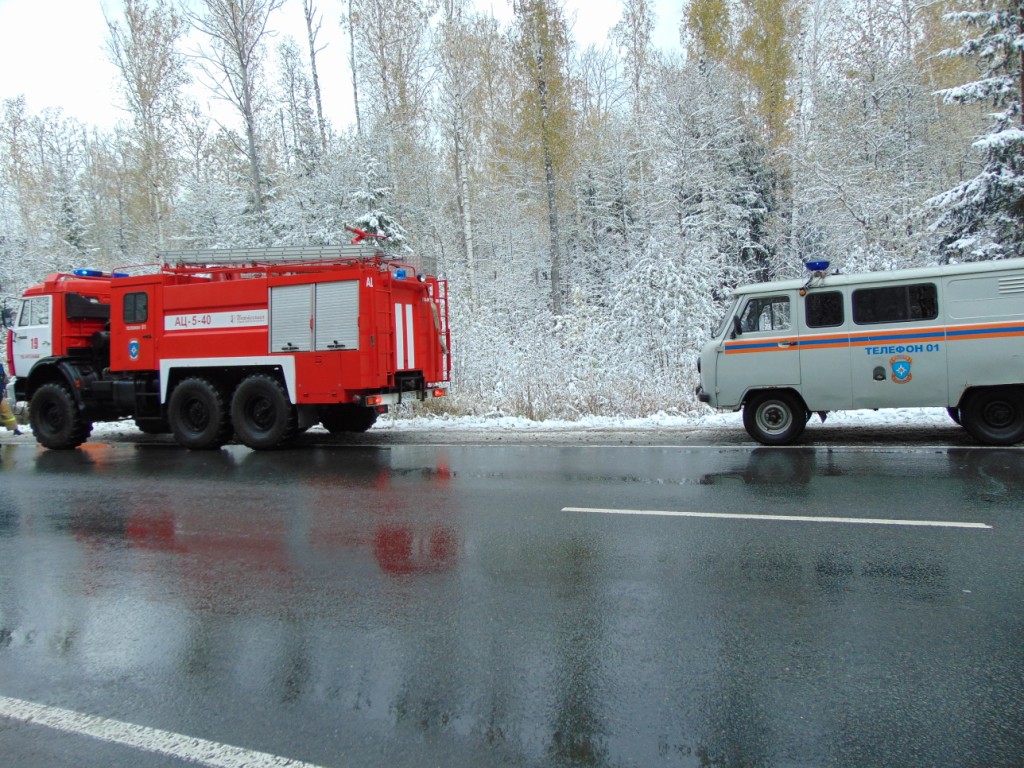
[929,0,1024,260]
[0,0,1006,418]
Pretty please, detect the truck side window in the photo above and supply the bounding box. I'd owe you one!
[740,296,790,333]
[18,297,49,326]
[853,283,938,325]
[124,292,148,324]
[805,291,843,328]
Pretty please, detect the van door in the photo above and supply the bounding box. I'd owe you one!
[11,295,52,377]
[797,289,853,411]
[716,292,800,407]
[849,281,949,408]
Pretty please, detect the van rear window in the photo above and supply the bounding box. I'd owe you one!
[852,283,938,325]
[805,291,843,328]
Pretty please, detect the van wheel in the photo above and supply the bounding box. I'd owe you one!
[231,374,297,450]
[168,377,232,450]
[29,382,92,450]
[743,391,807,446]
[960,387,1024,445]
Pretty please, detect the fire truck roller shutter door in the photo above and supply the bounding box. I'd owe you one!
[314,281,359,351]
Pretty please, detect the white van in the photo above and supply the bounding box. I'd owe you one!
[695,257,1024,445]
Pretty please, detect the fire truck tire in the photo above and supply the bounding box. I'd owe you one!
[29,382,92,450]
[231,374,297,450]
[960,386,1024,445]
[168,377,232,450]
[742,390,807,446]
[319,404,378,433]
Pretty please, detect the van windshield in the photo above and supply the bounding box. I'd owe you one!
[714,297,739,338]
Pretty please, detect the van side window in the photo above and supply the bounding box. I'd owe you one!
[853,283,938,325]
[740,296,791,332]
[123,292,148,324]
[805,291,844,328]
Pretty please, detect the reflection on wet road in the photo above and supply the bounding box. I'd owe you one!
[0,442,1022,767]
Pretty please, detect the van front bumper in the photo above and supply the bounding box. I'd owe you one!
[695,385,711,404]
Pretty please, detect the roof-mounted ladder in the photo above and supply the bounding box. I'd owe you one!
[160,243,385,267]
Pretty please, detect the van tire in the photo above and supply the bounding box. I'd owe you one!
[960,387,1024,445]
[743,391,807,446]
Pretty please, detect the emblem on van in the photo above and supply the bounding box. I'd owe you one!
[890,354,912,383]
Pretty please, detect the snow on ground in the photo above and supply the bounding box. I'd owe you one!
[68,406,956,438]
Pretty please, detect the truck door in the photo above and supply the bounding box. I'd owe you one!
[119,288,158,371]
[716,292,800,407]
[11,295,52,377]
[849,282,949,408]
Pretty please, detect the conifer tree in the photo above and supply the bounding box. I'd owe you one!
[929,0,1024,260]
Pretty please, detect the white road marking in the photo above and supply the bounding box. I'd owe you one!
[0,695,327,768]
[562,507,992,529]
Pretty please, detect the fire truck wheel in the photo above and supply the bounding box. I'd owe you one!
[319,404,378,433]
[29,382,93,450]
[742,390,807,446]
[231,374,297,450]
[960,386,1024,446]
[168,377,232,450]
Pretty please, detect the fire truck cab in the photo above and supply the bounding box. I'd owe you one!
[6,244,450,450]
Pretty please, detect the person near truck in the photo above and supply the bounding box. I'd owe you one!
[0,363,22,435]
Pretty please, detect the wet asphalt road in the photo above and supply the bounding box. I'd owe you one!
[0,438,1022,768]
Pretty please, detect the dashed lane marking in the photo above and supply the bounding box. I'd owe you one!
[0,695,328,768]
[562,507,992,529]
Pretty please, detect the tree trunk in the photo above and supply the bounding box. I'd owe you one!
[348,0,362,138]
[302,0,328,153]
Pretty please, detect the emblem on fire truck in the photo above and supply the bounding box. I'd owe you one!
[129,339,140,360]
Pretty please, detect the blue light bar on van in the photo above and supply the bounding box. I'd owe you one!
[804,260,830,272]
[73,269,105,278]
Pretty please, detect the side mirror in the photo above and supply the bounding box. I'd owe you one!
[0,301,14,330]
[731,315,742,339]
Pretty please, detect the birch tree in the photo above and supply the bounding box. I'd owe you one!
[106,0,188,251]
[187,0,284,215]
[301,0,328,153]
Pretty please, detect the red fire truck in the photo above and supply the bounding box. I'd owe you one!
[5,242,450,450]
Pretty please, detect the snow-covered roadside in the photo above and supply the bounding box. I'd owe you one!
[72,406,957,438]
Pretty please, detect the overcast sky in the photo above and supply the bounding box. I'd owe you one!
[0,0,684,131]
